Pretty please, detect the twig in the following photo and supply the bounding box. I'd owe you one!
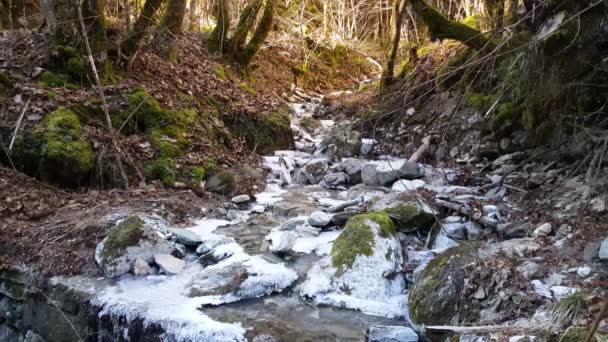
[77,1,129,188]
[9,98,30,152]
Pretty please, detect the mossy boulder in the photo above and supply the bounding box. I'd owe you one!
[300,211,407,317]
[205,170,236,195]
[40,107,95,186]
[409,244,480,326]
[223,106,294,155]
[319,126,362,161]
[368,192,435,232]
[95,214,175,277]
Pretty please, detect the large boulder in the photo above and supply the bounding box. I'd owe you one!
[299,158,329,185]
[300,212,407,317]
[205,171,236,195]
[361,160,421,186]
[318,126,362,160]
[95,215,175,278]
[368,193,435,232]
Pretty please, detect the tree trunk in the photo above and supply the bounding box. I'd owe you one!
[504,0,517,26]
[236,0,276,67]
[410,0,493,51]
[123,0,131,31]
[188,0,198,31]
[381,0,407,89]
[230,0,263,52]
[209,0,230,51]
[157,0,187,61]
[122,0,164,56]
[53,0,107,61]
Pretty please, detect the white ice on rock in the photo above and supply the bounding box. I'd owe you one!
[93,218,297,342]
[300,219,408,318]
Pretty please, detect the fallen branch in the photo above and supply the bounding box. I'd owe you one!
[409,135,432,163]
[9,98,30,151]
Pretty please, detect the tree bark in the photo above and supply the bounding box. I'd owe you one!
[53,0,107,60]
[209,0,230,51]
[230,0,263,52]
[381,0,407,89]
[410,0,493,51]
[156,0,187,60]
[122,0,164,56]
[236,0,276,67]
[188,0,198,31]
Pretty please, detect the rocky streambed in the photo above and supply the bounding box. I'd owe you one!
[1,90,607,342]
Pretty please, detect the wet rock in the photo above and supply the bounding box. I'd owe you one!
[330,212,358,226]
[154,254,185,275]
[308,210,331,227]
[273,201,307,217]
[591,197,606,213]
[391,179,425,192]
[340,158,363,184]
[599,238,608,260]
[319,126,362,160]
[296,224,321,237]
[361,163,382,186]
[266,231,297,254]
[533,223,553,237]
[198,249,233,267]
[95,215,175,278]
[300,212,407,317]
[301,158,329,184]
[361,160,421,187]
[464,221,483,240]
[576,266,592,278]
[583,241,601,262]
[195,237,233,255]
[360,139,376,157]
[132,258,151,276]
[167,228,202,246]
[279,216,308,231]
[365,325,418,342]
[441,217,467,240]
[232,194,251,204]
[322,172,349,188]
[368,192,435,232]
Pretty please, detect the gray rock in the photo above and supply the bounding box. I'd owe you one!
[167,228,202,246]
[533,223,552,237]
[391,179,425,192]
[132,258,151,276]
[322,172,349,188]
[267,231,297,254]
[205,172,236,195]
[366,325,418,342]
[154,254,185,275]
[361,163,381,186]
[441,218,466,240]
[302,158,329,184]
[599,238,608,260]
[583,241,601,262]
[319,126,362,160]
[308,210,331,227]
[279,217,308,231]
[342,158,362,184]
[273,201,307,217]
[198,249,233,267]
[576,266,592,278]
[195,237,232,255]
[368,192,435,232]
[517,261,544,279]
[296,224,321,237]
[95,215,175,278]
[464,221,483,240]
[365,160,421,186]
[231,194,251,203]
[360,139,376,157]
[330,212,357,226]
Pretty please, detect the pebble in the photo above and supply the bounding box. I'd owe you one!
[232,194,251,203]
[533,223,553,237]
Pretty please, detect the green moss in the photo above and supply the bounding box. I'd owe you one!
[100,61,120,85]
[331,212,395,274]
[465,92,500,112]
[66,57,85,80]
[461,15,481,30]
[299,117,321,133]
[40,107,95,186]
[213,64,228,82]
[101,215,145,261]
[397,59,412,78]
[239,83,257,96]
[39,71,66,88]
[559,326,608,342]
[147,158,176,187]
[436,48,471,90]
[0,72,11,89]
[491,102,522,133]
[191,166,206,186]
[417,44,439,57]
[292,64,308,78]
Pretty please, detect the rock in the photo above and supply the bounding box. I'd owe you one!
[591,197,606,213]
[364,160,421,186]
[600,238,608,260]
[154,254,186,275]
[132,258,151,276]
[391,179,425,192]
[517,261,544,279]
[365,325,418,342]
[319,126,362,160]
[205,171,236,195]
[368,192,435,232]
[300,212,407,317]
[533,223,553,237]
[273,201,308,217]
[361,163,381,186]
[322,172,349,188]
[279,216,308,231]
[576,266,592,278]
[509,336,542,342]
[95,215,175,278]
[231,194,251,203]
[167,228,202,246]
[441,218,467,240]
[266,230,297,254]
[464,221,483,240]
[308,210,331,227]
[341,158,363,184]
[301,158,329,184]
[330,212,358,226]
[296,224,321,238]
[583,241,601,262]
[198,249,233,267]
[360,139,376,157]
[195,237,233,255]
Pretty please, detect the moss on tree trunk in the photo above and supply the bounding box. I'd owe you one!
[53,0,107,61]
[157,0,187,61]
[381,0,407,90]
[230,0,263,52]
[236,0,276,67]
[209,0,230,51]
[122,0,164,56]
[410,0,493,51]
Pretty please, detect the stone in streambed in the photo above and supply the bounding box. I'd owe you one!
[132,258,151,276]
[267,230,297,254]
[232,194,251,203]
[167,228,202,246]
[368,192,435,232]
[322,172,349,188]
[318,126,362,160]
[301,158,329,184]
[308,210,331,227]
[154,253,185,274]
[366,325,418,342]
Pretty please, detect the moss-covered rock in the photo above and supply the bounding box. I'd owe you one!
[224,106,294,155]
[101,215,145,262]
[205,170,236,195]
[299,117,321,133]
[147,158,176,187]
[331,212,395,274]
[490,102,523,136]
[40,107,95,186]
[559,326,608,342]
[409,244,480,326]
[368,192,435,232]
[465,92,500,112]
